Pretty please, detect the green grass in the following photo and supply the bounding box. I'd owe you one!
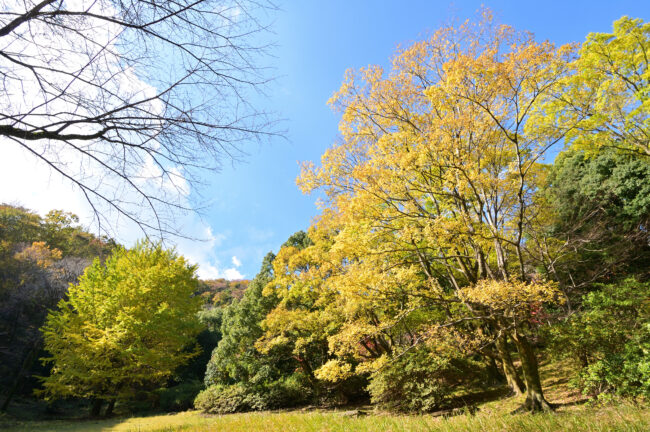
[2,360,648,431]
[1,404,649,432]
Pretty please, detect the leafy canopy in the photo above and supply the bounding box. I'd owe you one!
[539,16,650,156]
[39,241,203,402]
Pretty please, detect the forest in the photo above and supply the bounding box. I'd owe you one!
[1,4,649,432]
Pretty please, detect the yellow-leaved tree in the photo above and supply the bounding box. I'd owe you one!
[298,11,573,411]
[39,242,202,416]
[535,16,650,156]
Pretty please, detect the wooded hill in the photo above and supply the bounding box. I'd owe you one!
[0,204,250,415]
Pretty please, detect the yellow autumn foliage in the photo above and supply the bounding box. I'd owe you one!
[459,279,563,314]
[314,359,353,383]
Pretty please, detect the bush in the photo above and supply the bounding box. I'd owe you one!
[194,374,314,414]
[551,279,650,399]
[194,384,267,414]
[263,374,314,409]
[576,324,650,399]
[366,347,472,412]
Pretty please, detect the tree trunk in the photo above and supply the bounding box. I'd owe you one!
[495,334,525,395]
[104,400,115,417]
[486,354,506,385]
[294,356,321,396]
[90,399,103,417]
[511,331,553,412]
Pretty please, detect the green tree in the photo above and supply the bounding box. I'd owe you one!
[42,210,115,258]
[0,205,41,244]
[528,147,650,308]
[39,242,202,416]
[197,233,319,414]
[538,16,650,156]
[204,252,281,388]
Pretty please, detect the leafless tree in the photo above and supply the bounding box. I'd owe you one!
[0,0,278,237]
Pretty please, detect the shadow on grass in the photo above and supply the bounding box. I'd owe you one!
[552,398,590,409]
[422,386,514,417]
[0,415,127,432]
[0,397,172,432]
[446,386,513,408]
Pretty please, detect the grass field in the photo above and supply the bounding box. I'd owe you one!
[2,360,648,432]
[1,404,649,432]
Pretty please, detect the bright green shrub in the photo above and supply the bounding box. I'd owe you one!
[194,384,266,414]
[577,324,650,398]
[551,279,650,399]
[262,374,314,408]
[194,374,313,414]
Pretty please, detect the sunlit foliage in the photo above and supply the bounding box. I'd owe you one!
[39,242,202,410]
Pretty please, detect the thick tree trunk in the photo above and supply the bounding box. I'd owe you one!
[511,331,553,412]
[496,334,525,395]
[90,399,103,417]
[104,400,115,417]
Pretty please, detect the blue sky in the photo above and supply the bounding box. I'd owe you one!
[2,1,648,279]
[195,0,650,279]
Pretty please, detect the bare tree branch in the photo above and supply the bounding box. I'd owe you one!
[0,0,281,238]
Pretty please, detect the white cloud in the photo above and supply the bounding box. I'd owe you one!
[213,2,242,23]
[0,147,244,281]
[173,226,245,280]
[0,141,101,233]
[167,167,191,197]
[0,0,247,282]
[223,267,244,280]
[194,262,221,280]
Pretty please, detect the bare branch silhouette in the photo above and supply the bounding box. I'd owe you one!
[0,0,280,238]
